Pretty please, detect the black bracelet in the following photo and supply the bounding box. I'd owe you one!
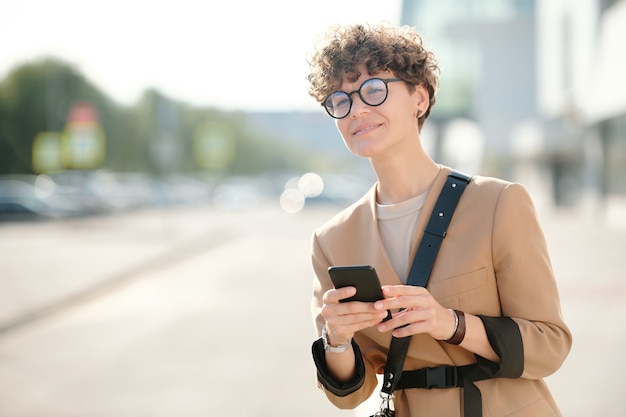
[444,310,466,345]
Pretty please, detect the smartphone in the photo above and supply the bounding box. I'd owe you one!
[328,265,392,322]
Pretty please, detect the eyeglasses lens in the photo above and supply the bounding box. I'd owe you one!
[324,78,389,119]
[324,93,350,119]
[361,79,388,106]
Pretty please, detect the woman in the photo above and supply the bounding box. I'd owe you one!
[307,23,572,416]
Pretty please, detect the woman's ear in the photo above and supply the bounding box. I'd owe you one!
[414,83,430,117]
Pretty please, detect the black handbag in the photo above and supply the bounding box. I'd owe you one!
[371,171,470,417]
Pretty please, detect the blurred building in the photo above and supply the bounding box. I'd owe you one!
[400,0,626,214]
[536,0,626,214]
[400,0,537,179]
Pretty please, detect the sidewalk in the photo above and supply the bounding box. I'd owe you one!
[0,203,353,417]
[0,205,238,332]
[0,203,624,416]
[536,208,626,417]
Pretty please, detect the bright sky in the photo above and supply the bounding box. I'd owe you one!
[0,0,401,112]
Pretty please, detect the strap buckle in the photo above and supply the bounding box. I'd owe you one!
[426,366,458,389]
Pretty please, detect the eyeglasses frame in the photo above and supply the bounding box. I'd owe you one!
[322,77,403,119]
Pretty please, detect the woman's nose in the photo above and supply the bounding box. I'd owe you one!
[349,94,369,118]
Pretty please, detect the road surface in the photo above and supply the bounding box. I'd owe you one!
[0,202,624,416]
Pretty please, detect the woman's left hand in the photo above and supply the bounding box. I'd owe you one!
[374,285,456,340]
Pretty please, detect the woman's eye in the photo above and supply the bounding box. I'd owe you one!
[334,97,350,108]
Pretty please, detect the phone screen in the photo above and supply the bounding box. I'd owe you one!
[328,265,391,321]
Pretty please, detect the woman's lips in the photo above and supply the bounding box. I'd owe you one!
[353,122,382,136]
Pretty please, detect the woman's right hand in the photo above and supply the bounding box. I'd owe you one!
[321,286,390,346]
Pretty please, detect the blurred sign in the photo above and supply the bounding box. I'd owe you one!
[62,102,106,169]
[62,125,106,169]
[32,132,63,173]
[193,122,236,169]
[66,101,99,124]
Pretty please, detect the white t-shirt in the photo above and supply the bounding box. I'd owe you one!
[376,191,429,283]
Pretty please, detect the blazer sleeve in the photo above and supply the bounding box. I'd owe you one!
[491,182,572,379]
[310,231,381,409]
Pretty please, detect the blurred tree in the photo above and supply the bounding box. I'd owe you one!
[228,115,310,175]
[0,58,117,174]
[0,58,316,177]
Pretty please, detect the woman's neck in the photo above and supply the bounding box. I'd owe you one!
[371,146,440,205]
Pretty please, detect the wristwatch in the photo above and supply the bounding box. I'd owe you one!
[322,325,352,353]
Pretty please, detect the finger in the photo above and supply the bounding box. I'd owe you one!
[330,311,391,328]
[378,319,420,337]
[323,286,357,304]
[374,294,428,312]
[377,308,435,334]
[327,311,391,339]
[376,286,434,311]
[381,285,428,297]
[322,299,388,324]
[338,300,388,319]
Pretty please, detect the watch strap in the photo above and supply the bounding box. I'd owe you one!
[322,325,352,353]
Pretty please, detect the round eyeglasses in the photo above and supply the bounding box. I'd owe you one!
[322,78,402,119]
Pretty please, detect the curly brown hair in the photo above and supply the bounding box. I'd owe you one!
[307,23,440,127]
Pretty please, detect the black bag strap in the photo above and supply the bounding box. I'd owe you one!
[380,171,471,397]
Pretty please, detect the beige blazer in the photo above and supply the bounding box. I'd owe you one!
[311,166,572,417]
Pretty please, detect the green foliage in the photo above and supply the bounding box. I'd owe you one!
[0,58,316,177]
[0,58,117,174]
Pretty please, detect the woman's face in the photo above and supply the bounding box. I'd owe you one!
[334,65,428,160]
